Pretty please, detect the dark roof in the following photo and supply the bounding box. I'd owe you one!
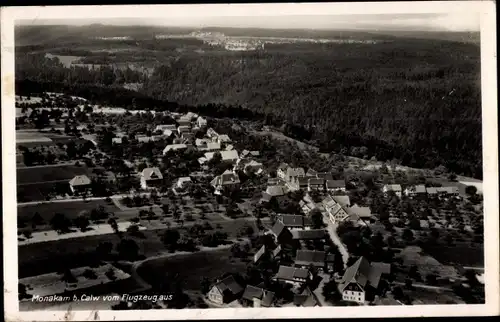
[339,257,386,292]
[266,185,287,196]
[332,195,351,207]
[308,178,325,185]
[260,192,273,203]
[279,214,305,227]
[298,176,310,186]
[215,275,244,295]
[291,229,326,240]
[261,290,275,307]
[306,168,318,176]
[270,221,289,237]
[276,266,309,281]
[295,250,327,267]
[327,180,346,189]
[241,285,275,306]
[272,245,282,258]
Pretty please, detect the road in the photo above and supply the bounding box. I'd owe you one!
[320,208,349,269]
[392,281,453,292]
[17,192,153,207]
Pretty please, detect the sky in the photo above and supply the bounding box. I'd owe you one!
[15,5,481,32]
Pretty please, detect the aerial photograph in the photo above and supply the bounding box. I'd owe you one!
[13,7,485,312]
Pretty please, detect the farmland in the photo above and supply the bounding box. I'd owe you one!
[17,165,92,185]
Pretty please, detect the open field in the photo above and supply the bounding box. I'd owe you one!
[422,243,484,267]
[137,248,248,291]
[18,218,256,277]
[18,200,120,231]
[17,164,92,185]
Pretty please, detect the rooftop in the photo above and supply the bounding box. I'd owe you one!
[69,175,91,186]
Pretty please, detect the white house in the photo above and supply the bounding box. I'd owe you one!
[207,275,243,305]
[69,175,92,194]
[404,184,426,197]
[274,266,311,287]
[163,144,188,155]
[383,184,402,197]
[140,167,163,190]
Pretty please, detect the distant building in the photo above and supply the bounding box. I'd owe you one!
[243,160,264,176]
[274,266,311,286]
[291,229,326,241]
[316,172,334,181]
[383,184,402,197]
[277,163,290,180]
[326,180,346,192]
[404,184,426,197]
[269,221,293,245]
[293,287,319,307]
[177,125,191,136]
[204,150,239,164]
[206,128,219,139]
[338,257,391,304]
[197,116,208,128]
[299,194,317,215]
[207,275,244,305]
[285,167,306,191]
[308,178,325,192]
[294,250,335,272]
[217,134,232,144]
[241,285,275,308]
[175,177,192,190]
[140,167,163,190]
[69,175,92,194]
[163,144,188,155]
[211,170,240,194]
[155,124,177,132]
[277,214,312,230]
[112,137,122,144]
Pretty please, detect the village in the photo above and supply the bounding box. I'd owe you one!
[16,92,485,310]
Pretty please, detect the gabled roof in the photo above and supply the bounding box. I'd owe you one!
[112,137,122,144]
[217,134,232,143]
[348,204,372,218]
[308,178,325,185]
[291,229,326,240]
[327,180,346,189]
[270,221,288,237]
[225,144,234,151]
[276,266,309,281]
[293,287,318,307]
[141,167,163,181]
[218,170,240,185]
[249,151,260,157]
[406,184,426,193]
[163,144,188,154]
[384,184,402,192]
[306,168,318,177]
[436,186,459,194]
[278,214,307,227]
[277,163,290,171]
[272,245,282,258]
[426,187,439,194]
[265,185,287,197]
[155,124,177,132]
[316,172,334,181]
[241,285,275,307]
[69,175,91,186]
[286,167,305,178]
[207,142,221,150]
[295,250,327,267]
[214,275,243,296]
[339,256,386,292]
[254,245,266,263]
[332,195,351,207]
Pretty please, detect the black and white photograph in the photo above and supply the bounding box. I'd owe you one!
[2,2,498,320]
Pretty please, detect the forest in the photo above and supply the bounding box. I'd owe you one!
[15,34,482,179]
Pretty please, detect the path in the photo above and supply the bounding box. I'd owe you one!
[392,281,453,292]
[17,192,152,207]
[321,210,349,268]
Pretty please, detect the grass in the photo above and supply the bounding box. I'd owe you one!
[137,248,248,291]
[17,165,92,185]
[17,200,120,231]
[422,242,484,267]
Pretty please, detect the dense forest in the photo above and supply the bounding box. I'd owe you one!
[15,34,482,179]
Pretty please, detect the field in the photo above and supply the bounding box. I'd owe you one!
[137,248,248,291]
[18,218,256,278]
[17,200,119,231]
[17,164,92,185]
[422,243,484,267]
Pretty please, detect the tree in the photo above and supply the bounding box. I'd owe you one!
[200,277,211,295]
[105,267,117,281]
[402,228,414,242]
[409,218,421,230]
[322,280,341,303]
[108,217,119,234]
[116,239,139,260]
[465,185,478,196]
[310,209,324,229]
[61,267,77,284]
[162,229,180,249]
[50,213,72,233]
[96,241,113,258]
[32,212,44,226]
[74,215,91,232]
[83,268,98,280]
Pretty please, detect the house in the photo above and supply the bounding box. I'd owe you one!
[240,150,250,158]
[323,196,350,224]
[306,168,318,177]
[254,245,267,263]
[136,135,151,143]
[272,245,282,259]
[225,144,234,151]
[308,178,325,192]
[217,134,232,144]
[277,163,290,180]
[177,117,192,127]
[294,250,335,272]
[265,185,287,197]
[348,204,373,222]
[275,266,311,286]
[163,144,188,155]
[175,177,192,190]
[243,160,264,176]
[155,124,177,132]
[195,138,211,148]
[269,221,293,245]
[112,137,122,144]
[293,287,319,307]
[196,139,221,151]
[383,184,402,197]
[291,229,326,241]
[205,150,239,164]
[338,256,391,304]
[69,175,92,194]
[207,275,244,305]
[285,167,306,190]
[404,184,426,197]
[181,132,195,141]
[177,125,191,135]
[140,167,163,190]
[197,116,208,128]
[326,180,346,192]
[332,195,351,208]
[211,170,240,194]
[436,186,460,197]
[207,128,219,139]
[426,187,439,196]
[300,194,317,215]
[298,177,310,190]
[277,214,312,230]
[241,285,275,307]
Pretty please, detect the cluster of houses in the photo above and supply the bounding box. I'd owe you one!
[322,195,372,225]
[383,184,460,199]
[277,164,347,193]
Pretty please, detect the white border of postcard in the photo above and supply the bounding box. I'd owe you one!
[2,1,499,320]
